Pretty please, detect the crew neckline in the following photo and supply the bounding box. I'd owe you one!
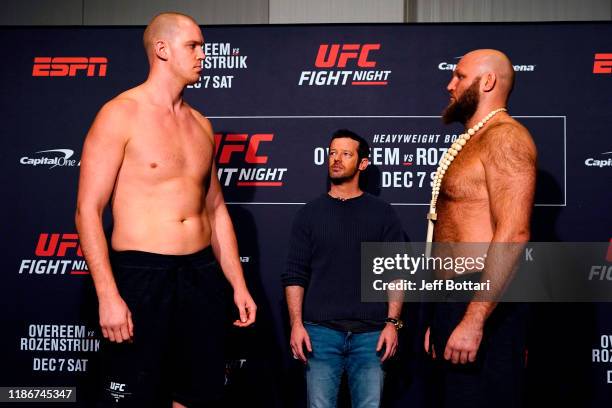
[326,192,366,203]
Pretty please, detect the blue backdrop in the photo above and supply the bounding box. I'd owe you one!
[1,22,611,407]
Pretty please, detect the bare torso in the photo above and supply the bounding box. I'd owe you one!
[433,117,535,276]
[109,88,213,255]
[434,131,494,244]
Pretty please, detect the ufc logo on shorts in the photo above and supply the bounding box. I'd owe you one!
[109,382,126,392]
[214,134,274,164]
[315,44,380,68]
[593,53,612,74]
[35,233,83,257]
[32,57,108,77]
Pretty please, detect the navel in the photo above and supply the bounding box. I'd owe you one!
[150,162,158,169]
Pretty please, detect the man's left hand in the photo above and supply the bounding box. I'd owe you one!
[444,318,483,364]
[376,324,399,362]
[233,288,257,327]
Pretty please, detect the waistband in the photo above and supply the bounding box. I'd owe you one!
[440,271,483,301]
[452,270,483,281]
[110,245,215,267]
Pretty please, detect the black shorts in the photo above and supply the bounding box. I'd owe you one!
[430,273,528,408]
[95,247,232,408]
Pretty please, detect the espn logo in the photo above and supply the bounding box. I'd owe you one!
[315,44,380,68]
[593,53,612,74]
[214,133,273,164]
[32,57,108,77]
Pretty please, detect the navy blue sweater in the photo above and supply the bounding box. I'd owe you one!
[282,193,403,322]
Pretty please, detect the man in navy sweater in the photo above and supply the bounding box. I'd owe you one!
[282,129,404,408]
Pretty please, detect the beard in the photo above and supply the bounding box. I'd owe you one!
[329,162,360,185]
[442,77,480,125]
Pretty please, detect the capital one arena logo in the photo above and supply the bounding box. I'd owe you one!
[438,57,536,72]
[299,43,391,86]
[20,149,80,169]
[584,151,612,168]
[215,133,287,187]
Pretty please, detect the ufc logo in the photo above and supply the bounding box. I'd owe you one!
[607,238,612,262]
[110,382,126,392]
[35,233,82,257]
[214,134,273,164]
[315,44,380,68]
[593,53,612,74]
[32,57,108,77]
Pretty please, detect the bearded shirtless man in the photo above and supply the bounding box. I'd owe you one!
[424,49,536,408]
[75,12,256,407]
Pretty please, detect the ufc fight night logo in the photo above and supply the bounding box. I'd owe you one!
[18,233,89,276]
[315,44,379,68]
[214,133,287,187]
[32,57,108,77]
[299,43,392,86]
[215,133,273,165]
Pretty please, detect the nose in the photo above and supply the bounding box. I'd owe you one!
[197,46,205,61]
[447,77,457,93]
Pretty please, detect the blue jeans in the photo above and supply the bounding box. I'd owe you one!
[304,323,384,408]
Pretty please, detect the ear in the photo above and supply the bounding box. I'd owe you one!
[154,39,169,61]
[482,72,496,92]
[358,158,369,171]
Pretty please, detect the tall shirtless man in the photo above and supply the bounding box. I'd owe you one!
[424,49,536,407]
[75,12,256,407]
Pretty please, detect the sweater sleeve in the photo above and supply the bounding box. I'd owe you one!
[281,207,312,287]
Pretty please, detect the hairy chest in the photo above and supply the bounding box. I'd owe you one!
[439,143,488,201]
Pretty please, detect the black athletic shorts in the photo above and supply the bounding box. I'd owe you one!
[95,246,232,408]
[430,272,528,408]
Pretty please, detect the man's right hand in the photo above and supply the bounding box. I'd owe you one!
[290,322,312,363]
[99,295,134,343]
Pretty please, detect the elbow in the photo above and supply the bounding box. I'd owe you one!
[513,231,531,243]
[74,202,100,233]
[493,224,530,243]
[517,230,530,243]
[74,206,83,232]
[505,229,530,243]
[281,274,309,288]
[512,226,530,243]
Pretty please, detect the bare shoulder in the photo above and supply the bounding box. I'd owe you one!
[86,90,143,147]
[187,104,213,130]
[94,90,140,127]
[187,105,214,142]
[482,118,537,169]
